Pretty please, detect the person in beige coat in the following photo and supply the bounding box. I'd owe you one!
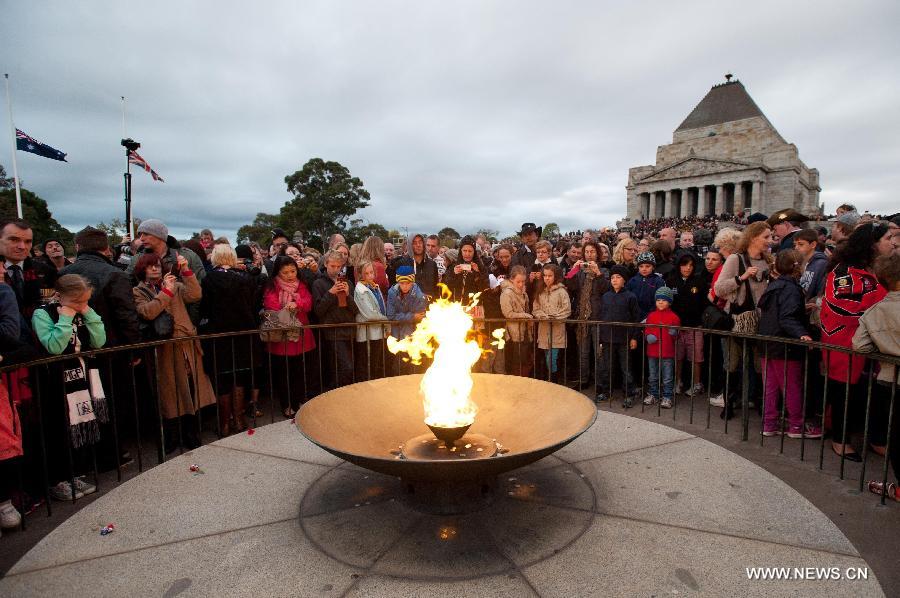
[852,254,899,474]
[531,263,571,380]
[500,266,533,376]
[132,252,215,454]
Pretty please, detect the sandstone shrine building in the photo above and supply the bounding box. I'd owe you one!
[626,77,822,222]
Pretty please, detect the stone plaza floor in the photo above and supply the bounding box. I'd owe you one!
[0,407,886,597]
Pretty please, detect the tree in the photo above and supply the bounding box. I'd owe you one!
[438,227,460,241]
[542,222,560,240]
[474,228,499,243]
[236,212,281,247]
[282,158,370,242]
[0,187,73,248]
[95,218,131,246]
[0,164,13,190]
[344,219,389,245]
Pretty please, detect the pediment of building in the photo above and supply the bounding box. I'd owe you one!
[638,156,760,183]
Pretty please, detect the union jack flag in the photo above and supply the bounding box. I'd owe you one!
[128,150,164,182]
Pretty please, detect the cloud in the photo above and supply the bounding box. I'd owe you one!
[2,0,898,242]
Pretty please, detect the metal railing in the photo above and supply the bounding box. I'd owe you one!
[0,317,896,538]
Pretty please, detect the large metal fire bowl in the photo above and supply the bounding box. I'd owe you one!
[296,374,597,484]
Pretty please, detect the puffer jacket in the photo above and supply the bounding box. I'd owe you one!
[531,283,571,349]
[757,276,810,360]
[499,279,532,342]
[598,288,640,344]
[626,272,665,320]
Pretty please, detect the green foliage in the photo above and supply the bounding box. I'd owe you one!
[542,222,560,239]
[474,228,499,243]
[94,218,131,246]
[0,186,73,248]
[345,219,389,245]
[438,227,460,241]
[237,212,281,247]
[0,165,13,190]
[282,158,370,241]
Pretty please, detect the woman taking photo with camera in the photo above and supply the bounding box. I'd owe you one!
[133,252,215,453]
[443,236,487,306]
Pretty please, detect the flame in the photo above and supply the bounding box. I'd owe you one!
[387,285,504,429]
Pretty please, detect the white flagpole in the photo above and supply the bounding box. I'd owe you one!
[3,74,23,218]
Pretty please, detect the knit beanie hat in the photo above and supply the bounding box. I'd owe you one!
[636,251,656,266]
[235,244,254,260]
[396,265,416,283]
[655,286,674,303]
[609,265,631,281]
[136,219,169,241]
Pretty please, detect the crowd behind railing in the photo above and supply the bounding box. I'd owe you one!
[0,203,898,542]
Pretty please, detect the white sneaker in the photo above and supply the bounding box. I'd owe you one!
[660,398,673,409]
[0,500,21,529]
[685,383,704,397]
[73,476,97,496]
[709,393,725,407]
[643,394,657,405]
[50,481,84,501]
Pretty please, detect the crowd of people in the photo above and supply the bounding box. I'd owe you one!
[0,202,899,538]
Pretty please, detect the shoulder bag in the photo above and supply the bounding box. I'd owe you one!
[259,308,301,343]
[729,254,760,334]
[135,286,175,340]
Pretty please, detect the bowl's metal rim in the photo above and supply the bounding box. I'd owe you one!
[295,374,598,470]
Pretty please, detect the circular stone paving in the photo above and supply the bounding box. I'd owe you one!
[0,410,885,597]
[298,460,596,580]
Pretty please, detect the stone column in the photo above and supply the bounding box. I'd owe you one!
[680,189,691,217]
[714,184,724,215]
[734,182,744,213]
[664,190,673,218]
[648,192,657,219]
[698,187,707,215]
[751,180,763,214]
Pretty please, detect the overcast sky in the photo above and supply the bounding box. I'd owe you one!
[2,1,898,241]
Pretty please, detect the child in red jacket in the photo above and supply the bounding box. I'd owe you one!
[644,287,680,408]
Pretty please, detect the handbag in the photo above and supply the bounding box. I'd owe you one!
[259,308,301,343]
[728,254,759,335]
[135,286,175,340]
[701,303,733,331]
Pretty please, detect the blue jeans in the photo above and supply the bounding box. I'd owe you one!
[648,357,675,400]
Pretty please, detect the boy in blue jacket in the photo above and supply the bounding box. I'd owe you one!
[626,252,665,321]
[386,266,428,340]
[596,265,641,407]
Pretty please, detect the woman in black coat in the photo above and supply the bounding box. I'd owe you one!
[200,244,261,435]
[442,236,488,306]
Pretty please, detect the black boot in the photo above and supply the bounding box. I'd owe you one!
[180,415,201,450]
[163,418,180,454]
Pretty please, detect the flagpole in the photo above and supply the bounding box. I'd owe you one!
[121,96,126,139]
[3,74,23,218]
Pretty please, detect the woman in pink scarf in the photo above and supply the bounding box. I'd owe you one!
[262,256,316,417]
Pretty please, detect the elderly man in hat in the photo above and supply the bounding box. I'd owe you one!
[510,222,543,271]
[126,219,206,283]
[768,209,809,252]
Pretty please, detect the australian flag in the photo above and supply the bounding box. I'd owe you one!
[16,129,67,162]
